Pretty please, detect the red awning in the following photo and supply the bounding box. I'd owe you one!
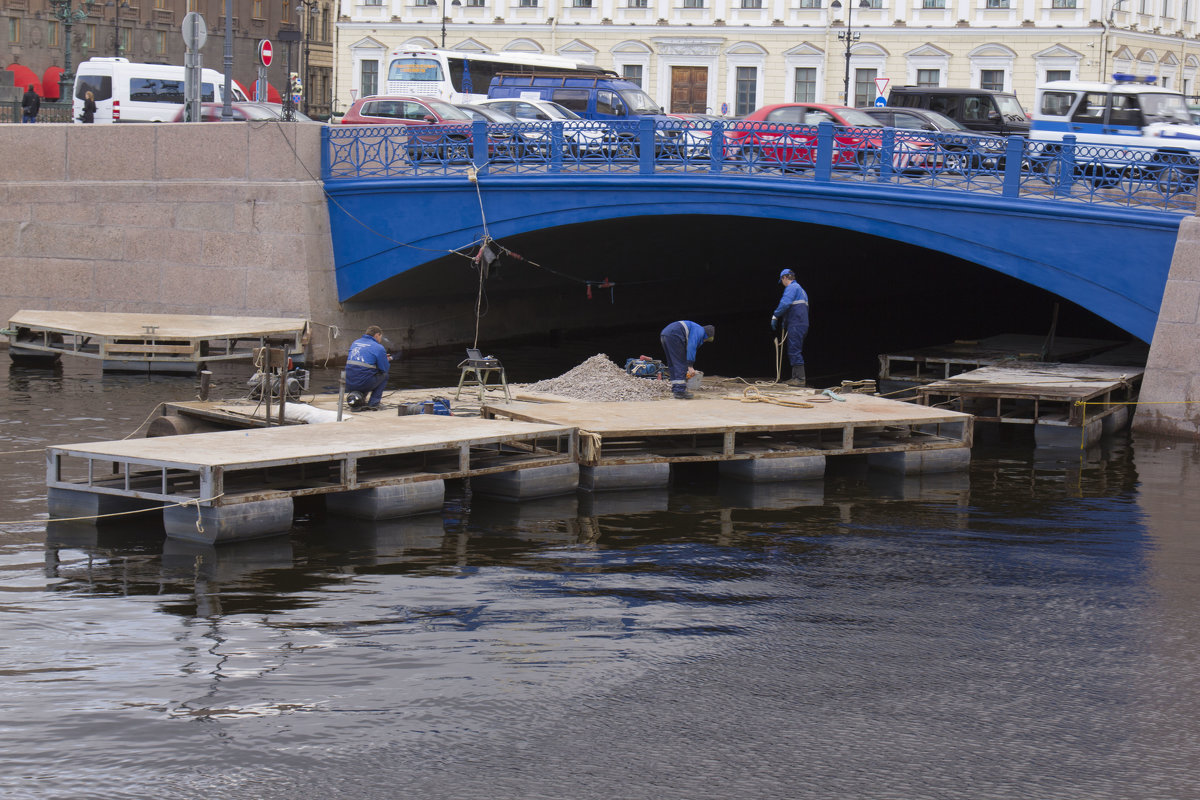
[6,64,41,96]
[41,66,63,101]
[234,79,251,100]
[266,83,282,103]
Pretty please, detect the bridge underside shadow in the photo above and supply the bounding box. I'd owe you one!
[326,175,1185,343]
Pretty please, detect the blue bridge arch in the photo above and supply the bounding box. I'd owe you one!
[322,122,1191,343]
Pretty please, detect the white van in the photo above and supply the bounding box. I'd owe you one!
[72,57,248,123]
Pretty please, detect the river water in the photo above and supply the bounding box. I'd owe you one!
[2,346,1199,800]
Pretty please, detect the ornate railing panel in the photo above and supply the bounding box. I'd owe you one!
[323,119,1198,214]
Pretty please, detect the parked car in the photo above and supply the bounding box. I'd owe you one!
[725,103,936,172]
[340,94,486,162]
[456,102,555,159]
[661,113,731,160]
[857,105,1007,171]
[476,97,619,157]
[886,87,1031,137]
[170,102,313,122]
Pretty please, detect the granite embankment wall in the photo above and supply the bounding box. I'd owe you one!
[0,122,362,361]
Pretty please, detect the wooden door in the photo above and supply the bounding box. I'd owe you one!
[670,67,709,114]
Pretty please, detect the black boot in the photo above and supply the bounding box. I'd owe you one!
[785,365,806,387]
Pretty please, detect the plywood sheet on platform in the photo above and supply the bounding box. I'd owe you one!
[883,334,1125,365]
[918,363,1143,400]
[9,310,307,339]
[484,393,969,435]
[50,414,573,469]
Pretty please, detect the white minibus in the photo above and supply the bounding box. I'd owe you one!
[72,57,248,123]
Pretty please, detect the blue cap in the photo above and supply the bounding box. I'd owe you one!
[779,269,794,281]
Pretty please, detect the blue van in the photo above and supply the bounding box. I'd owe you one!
[487,72,667,122]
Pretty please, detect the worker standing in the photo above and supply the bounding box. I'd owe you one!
[660,321,715,400]
[771,269,809,387]
[344,325,392,410]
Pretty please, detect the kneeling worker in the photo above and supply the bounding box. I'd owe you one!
[345,325,392,410]
[660,320,715,400]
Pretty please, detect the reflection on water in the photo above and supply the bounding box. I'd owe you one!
[2,359,1200,799]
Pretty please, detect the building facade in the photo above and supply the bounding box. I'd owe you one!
[334,0,1200,119]
[3,0,335,117]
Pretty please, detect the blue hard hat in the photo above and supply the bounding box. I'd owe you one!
[779,269,795,281]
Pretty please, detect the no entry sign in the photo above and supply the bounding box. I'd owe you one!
[259,39,273,67]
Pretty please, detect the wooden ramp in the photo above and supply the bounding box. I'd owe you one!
[46,415,575,508]
[481,394,972,466]
[6,310,309,372]
[879,334,1129,393]
[914,363,1142,430]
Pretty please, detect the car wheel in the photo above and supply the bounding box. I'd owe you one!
[856,149,881,173]
[943,151,969,174]
[443,139,471,163]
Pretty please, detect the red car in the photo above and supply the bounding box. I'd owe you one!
[725,103,935,172]
[340,94,489,161]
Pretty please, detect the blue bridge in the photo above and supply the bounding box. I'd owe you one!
[320,119,1195,343]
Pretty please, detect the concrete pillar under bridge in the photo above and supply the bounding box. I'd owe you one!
[1134,214,1200,440]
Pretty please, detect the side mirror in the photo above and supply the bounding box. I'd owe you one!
[423,114,437,124]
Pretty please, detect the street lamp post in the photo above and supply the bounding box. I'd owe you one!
[430,0,462,49]
[830,0,870,106]
[49,0,94,103]
[1100,0,1128,82]
[107,0,130,57]
[296,0,318,115]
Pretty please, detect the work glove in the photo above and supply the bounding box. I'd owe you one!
[770,317,778,331]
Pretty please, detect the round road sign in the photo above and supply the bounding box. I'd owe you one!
[874,96,886,106]
[259,39,273,67]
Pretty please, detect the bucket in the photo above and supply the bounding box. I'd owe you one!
[686,371,703,391]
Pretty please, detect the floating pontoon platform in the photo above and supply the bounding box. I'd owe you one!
[914,362,1142,447]
[481,394,972,466]
[6,310,309,373]
[878,334,1129,396]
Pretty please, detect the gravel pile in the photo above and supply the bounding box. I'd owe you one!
[528,353,672,401]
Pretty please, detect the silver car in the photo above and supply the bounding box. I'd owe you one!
[476,98,623,157]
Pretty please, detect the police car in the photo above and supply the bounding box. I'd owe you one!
[1031,74,1200,189]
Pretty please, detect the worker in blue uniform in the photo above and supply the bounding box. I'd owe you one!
[660,321,715,399]
[344,325,392,410]
[771,269,809,387]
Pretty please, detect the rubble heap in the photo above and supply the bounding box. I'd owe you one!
[527,353,672,401]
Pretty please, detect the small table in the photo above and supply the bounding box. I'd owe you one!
[456,349,511,403]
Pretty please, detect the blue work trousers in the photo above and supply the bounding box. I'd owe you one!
[782,304,809,367]
[346,368,387,407]
[660,329,690,395]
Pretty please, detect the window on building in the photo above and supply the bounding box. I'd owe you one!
[8,17,19,44]
[628,0,648,5]
[1051,0,1076,7]
[49,21,59,47]
[980,69,1005,91]
[741,0,763,7]
[322,6,331,39]
[282,0,291,17]
[916,69,939,87]
[361,59,378,97]
[84,24,96,49]
[155,30,166,54]
[465,0,485,6]
[1184,0,1191,19]
[1163,0,1171,14]
[519,0,538,7]
[799,0,822,6]
[622,64,643,87]
[573,0,592,7]
[985,0,1010,7]
[154,0,166,8]
[793,67,816,101]
[1045,69,1071,82]
[735,66,757,116]
[684,0,705,7]
[119,27,131,54]
[252,0,263,17]
[863,0,883,7]
[921,0,946,7]
[854,68,877,107]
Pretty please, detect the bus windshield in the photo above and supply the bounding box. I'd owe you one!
[389,58,442,83]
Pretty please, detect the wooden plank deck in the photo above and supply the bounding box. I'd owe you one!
[47,415,576,507]
[7,310,309,369]
[879,334,1129,388]
[481,394,972,465]
[914,363,1143,427]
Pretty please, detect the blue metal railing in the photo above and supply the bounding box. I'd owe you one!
[323,119,1199,214]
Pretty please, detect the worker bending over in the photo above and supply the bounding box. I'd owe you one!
[345,325,392,410]
[771,269,809,387]
[660,320,715,400]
